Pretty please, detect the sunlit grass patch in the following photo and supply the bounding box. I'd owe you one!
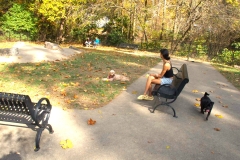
[212,63,240,90]
[0,49,160,110]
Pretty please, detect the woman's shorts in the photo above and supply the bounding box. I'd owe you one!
[161,77,173,85]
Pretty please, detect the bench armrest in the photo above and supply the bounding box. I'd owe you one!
[172,67,179,75]
[33,98,52,124]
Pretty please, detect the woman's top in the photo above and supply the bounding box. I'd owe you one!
[163,62,173,78]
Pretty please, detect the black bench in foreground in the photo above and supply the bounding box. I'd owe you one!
[150,64,189,117]
[0,92,54,151]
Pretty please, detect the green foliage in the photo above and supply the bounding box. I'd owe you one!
[212,43,240,66]
[71,23,97,42]
[225,0,239,6]
[213,49,240,66]
[106,30,126,46]
[102,16,130,46]
[1,3,38,40]
[140,40,163,51]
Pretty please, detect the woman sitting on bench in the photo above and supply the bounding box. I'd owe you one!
[138,48,173,100]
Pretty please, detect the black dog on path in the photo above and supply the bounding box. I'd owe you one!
[200,92,214,120]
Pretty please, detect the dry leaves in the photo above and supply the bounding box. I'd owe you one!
[60,90,66,96]
[132,91,138,94]
[194,103,200,107]
[88,118,96,125]
[192,90,199,93]
[222,105,228,108]
[215,114,223,118]
[214,128,221,131]
[60,139,73,149]
[73,94,78,99]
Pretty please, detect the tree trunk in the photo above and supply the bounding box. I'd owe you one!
[159,0,166,40]
[57,18,65,43]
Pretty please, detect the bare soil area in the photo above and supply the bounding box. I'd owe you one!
[0,42,83,63]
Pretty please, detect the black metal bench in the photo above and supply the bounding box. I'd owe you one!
[0,92,54,151]
[149,64,189,117]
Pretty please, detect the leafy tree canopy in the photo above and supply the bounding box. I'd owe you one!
[1,3,38,40]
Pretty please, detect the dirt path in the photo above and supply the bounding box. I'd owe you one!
[0,42,83,63]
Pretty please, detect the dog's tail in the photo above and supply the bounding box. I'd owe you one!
[204,92,209,96]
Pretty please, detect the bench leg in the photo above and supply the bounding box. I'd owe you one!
[166,104,178,118]
[149,101,178,118]
[46,124,54,134]
[34,128,44,152]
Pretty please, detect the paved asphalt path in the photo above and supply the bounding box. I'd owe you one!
[0,44,240,160]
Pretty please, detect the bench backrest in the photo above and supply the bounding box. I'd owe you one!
[171,64,189,97]
[0,92,33,115]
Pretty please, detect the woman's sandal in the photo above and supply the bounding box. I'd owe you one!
[137,95,154,100]
[137,95,146,100]
[145,96,154,100]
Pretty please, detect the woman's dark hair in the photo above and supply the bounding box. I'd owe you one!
[160,49,170,60]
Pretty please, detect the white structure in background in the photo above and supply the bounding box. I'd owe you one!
[96,16,110,28]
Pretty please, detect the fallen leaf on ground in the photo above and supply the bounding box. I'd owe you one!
[196,98,201,101]
[64,99,71,104]
[192,90,199,93]
[166,146,170,149]
[215,114,223,118]
[73,95,78,99]
[132,91,138,94]
[60,139,73,149]
[62,83,69,87]
[222,105,228,108]
[194,103,200,107]
[88,118,96,125]
[214,128,221,131]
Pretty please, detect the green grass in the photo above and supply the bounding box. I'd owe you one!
[1,42,239,110]
[212,63,240,90]
[0,48,160,110]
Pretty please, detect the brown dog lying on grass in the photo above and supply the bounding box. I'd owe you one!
[102,70,130,82]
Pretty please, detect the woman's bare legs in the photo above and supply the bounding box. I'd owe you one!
[143,75,161,96]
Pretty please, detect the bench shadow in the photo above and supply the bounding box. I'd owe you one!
[134,98,177,117]
[1,151,22,160]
